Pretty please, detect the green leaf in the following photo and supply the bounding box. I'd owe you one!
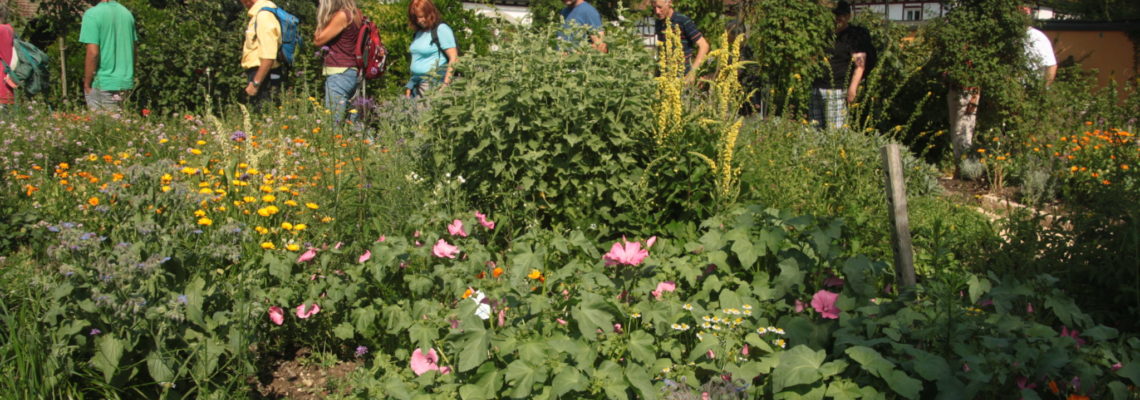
[184,276,206,326]
[146,351,175,384]
[505,360,542,398]
[819,360,849,378]
[727,229,759,268]
[456,329,491,372]
[627,330,656,363]
[409,323,438,352]
[966,275,990,305]
[264,252,290,282]
[825,379,864,400]
[1118,361,1140,386]
[846,346,896,377]
[625,364,658,400]
[571,293,617,340]
[883,370,922,399]
[91,334,124,383]
[333,322,355,340]
[460,365,503,400]
[552,367,587,397]
[771,345,825,392]
[775,258,804,296]
[383,304,412,331]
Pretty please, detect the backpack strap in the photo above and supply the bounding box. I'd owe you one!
[430,25,443,58]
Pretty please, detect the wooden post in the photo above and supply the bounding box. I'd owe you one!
[881,143,917,288]
[59,37,67,103]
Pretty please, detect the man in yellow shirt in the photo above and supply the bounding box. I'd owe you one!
[240,0,283,108]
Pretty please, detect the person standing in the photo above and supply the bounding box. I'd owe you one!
[1022,5,1056,86]
[0,5,15,109]
[239,0,284,108]
[79,0,136,112]
[559,0,606,53]
[313,0,363,124]
[809,0,872,131]
[652,0,708,80]
[404,0,458,98]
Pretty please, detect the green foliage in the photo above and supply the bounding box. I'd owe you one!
[737,0,831,117]
[423,26,658,234]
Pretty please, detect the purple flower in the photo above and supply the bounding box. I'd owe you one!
[90,328,102,336]
[355,346,369,357]
[230,131,247,141]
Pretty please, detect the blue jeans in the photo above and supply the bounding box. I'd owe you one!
[85,88,129,112]
[324,69,360,124]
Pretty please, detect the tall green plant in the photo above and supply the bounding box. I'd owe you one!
[736,0,831,117]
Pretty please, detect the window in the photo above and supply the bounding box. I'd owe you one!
[903,6,923,21]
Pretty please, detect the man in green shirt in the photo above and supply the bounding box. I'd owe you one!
[79,0,137,111]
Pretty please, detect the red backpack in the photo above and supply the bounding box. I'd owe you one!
[354,18,388,80]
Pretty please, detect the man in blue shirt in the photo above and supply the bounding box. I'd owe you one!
[560,0,606,52]
[653,0,707,79]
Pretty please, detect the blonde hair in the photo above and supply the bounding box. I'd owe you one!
[317,0,362,32]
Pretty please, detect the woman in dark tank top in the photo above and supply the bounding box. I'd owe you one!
[313,0,363,124]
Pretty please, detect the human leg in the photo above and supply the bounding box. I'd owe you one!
[324,69,361,124]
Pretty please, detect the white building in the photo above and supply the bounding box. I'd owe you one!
[851,1,1057,22]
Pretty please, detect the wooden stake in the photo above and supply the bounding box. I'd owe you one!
[881,143,916,288]
[59,36,67,103]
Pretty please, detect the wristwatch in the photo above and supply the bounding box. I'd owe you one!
[251,80,261,88]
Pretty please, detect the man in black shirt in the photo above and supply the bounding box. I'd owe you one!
[810,1,873,130]
[653,0,709,80]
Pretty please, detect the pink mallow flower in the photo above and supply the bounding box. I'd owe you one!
[475,211,495,230]
[651,281,677,299]
[295,303,321,319]
[410,348,450,376]
[603,237,650,266]
[358,250,371,263]
[1060,326,1086,348]
[297,248,317,263]
[268,306,285,325]
[447,219,468,237]
[432,239,459,259]
[811,290,840,319]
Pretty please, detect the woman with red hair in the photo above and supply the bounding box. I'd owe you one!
[404,0,458,98]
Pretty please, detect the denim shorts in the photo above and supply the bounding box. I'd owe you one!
[324,69,361,123]
[85,88,129,112]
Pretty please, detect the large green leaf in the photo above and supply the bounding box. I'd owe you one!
[146,351,175,384]
[627,330,657,363]
[771,345,825,392]
[727,228,759,268]
[966,275,990,305]
[264,252,290,282]
[333,322,355,340]
[551,366,587,397]
[460,364,503,400]
[456,329,491,372]
[505,360,544,398]
[625,364,659,400]
[571,293,618,340]
[845,346,921,399]
[1118,361,1140,386]
[91,334,124,383]
[409,322,438,352]
[825,379,864,400]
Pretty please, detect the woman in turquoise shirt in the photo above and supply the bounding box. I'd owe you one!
[405,0,458,98]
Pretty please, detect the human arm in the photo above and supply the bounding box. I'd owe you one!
[688,36,709,81]
[84,44,99,94]
[245,57,275,96]
[847,52,866,104]
[443,47,459,85]
[590,30,607,53]
[1043,64,1056,87]
[313,10,350,47]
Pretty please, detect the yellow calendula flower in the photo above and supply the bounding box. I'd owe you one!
[262,194,276,202]
[199,188,214,195]
[281,222,294,231]
[189,148,203,155]
[293,224,307,231]
[260,242,276,250]
[196,140,207,146]
[320,216,333,223]
[305,202,319,210]
[265,205,279,214]
[283,200,298,207]
[161,185,172,192]
[527,269,543,280]
[259,185,274,193]
[285,243,301,252]
[194,209,207,217]
[247,168,261,175]
[257,208,271,217]
[255,226,269,235]
[159,138,169,144]
[462,288,473,299]
[181,167,199,175]
[243,196,257,203]
[197,217,213,226]
[238,163,249,169]
[87,197,100,206]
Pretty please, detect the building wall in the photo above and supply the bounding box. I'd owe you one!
[1044,29,1137,89]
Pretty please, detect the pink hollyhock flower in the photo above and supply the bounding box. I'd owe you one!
[410,348,444,376]
[646,236,657,248]
[741,344,750,356]
[268,306,285,325]
[334,242,343,250]
[475,211,495,230]
[498,308,506,327]
[295,303,321,319]
[811,290,840,319]
[1112,362,1123,371]
[706,349,715,359]
[651,281,677,299]
[702,393,710,400]
[1027,302,1034,313]
[432,239,459,259]
[297,248,317,263]
[795,299,806,313]
[1060,326,1086,348]
[614,323,623,334]
[438,366,452,375]
[376,235,386,242]
[556,318,568,325]
[603,237,650,266]
[447,219,468,237]
[413,230,421,238]
[358,250,371,263]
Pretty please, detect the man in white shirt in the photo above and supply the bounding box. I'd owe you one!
[1022,5,1057,86]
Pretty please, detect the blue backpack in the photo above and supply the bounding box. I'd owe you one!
[257,6,301,65]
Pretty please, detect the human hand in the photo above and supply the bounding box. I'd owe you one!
[245,83,258,96]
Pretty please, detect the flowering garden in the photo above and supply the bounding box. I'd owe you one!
[3,2,1140,399]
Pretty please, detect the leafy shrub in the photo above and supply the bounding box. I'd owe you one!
[423,26,658,234]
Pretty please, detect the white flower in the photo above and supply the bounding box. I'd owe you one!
[471,290,491,320]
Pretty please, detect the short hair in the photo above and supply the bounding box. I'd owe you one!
[408,0,442,31]
[833,0,851,16]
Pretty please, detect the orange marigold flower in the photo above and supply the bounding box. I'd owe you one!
[462,288,473,299]
[492,267,504,278]
[1102,179,1111,185]
[1048,380,1059,395]
[87,197,99,206]
[1122,164,1130,170]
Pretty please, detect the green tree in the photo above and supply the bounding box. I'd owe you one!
[736,0,832,117]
